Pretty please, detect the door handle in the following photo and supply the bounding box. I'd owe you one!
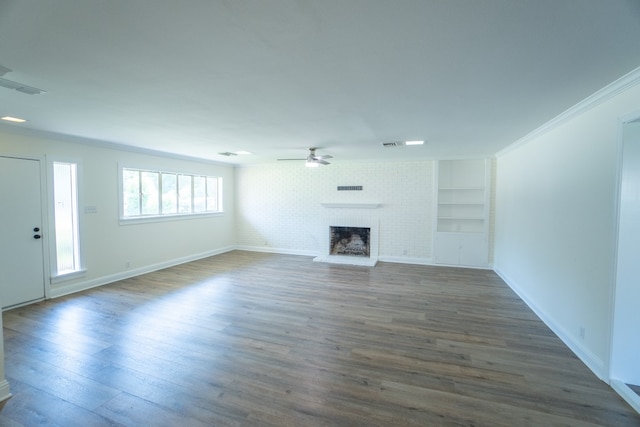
[34,234,41,239]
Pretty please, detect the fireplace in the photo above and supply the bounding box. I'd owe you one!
[314,216,379,266]
[330,226,370,257]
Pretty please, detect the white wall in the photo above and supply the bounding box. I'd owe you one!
[235,161,435,262]
[0,127,236,297]
[495,77,640,379]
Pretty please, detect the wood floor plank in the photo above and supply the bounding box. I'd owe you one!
[0,251,638,426]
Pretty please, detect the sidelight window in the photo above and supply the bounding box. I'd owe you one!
[52,162,81,275]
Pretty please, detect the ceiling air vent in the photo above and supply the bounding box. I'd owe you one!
[337,186,363,191]
[382,141,405,147]
[218,152,238,156]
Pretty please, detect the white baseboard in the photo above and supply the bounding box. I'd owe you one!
[493,266,606,381]
[50,246,235,298]
[234,245,317,257]
[378,255,433,265]
[313,255,378,266]
[0,379,11,404]
[236,248,493,269]
[236,247,436,266]
[611,379,640,414]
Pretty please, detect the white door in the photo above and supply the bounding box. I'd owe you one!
[0,156,46,309]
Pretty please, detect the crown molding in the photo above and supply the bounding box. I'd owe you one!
[0,123,233,167]
[497,66,640,158]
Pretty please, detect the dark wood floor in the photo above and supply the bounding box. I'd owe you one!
[1,251,638,426]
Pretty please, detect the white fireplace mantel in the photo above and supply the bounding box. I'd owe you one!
[320,202,381,209]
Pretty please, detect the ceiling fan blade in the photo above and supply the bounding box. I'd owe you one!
[277,158,306,161]
[315,159,330,165]
[316,154,333,160]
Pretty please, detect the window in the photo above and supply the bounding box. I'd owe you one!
[121,167,222,219]
[52,162,81,275]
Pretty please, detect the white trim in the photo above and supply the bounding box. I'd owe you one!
[0,122,232,167]
[320,202,381,209]
[234,247,441,267]
[233,245,317,257]
[49,246,234,298]
[119,211,224,226]
[607,113,629,385]
[0,379,11,404]
[38,156,53,300]
[313,255,377,266]
[50,269,87,285]
[608,112,640,410]
[377,255,433,265]
[611,380,640,414]
[497,66,640,158]
[47,156,85,281]
[431,260,493,270]
[494,266,607,381]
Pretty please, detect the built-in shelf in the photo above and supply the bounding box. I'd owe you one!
[434,159,490,266]
[320,202,381,209]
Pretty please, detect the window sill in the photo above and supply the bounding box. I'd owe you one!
[119,211,224,226]
[51,269,87,285]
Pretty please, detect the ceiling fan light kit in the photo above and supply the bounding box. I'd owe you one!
[1,116,27,123]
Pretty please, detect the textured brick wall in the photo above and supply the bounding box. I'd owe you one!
[235,160,435,260]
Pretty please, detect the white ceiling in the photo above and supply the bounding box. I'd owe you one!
[1,0,639,165]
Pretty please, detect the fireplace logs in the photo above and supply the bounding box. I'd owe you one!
[330,226,371,257]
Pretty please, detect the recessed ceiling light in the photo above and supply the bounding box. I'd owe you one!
[1,116,27,123]
[405,140,425,146]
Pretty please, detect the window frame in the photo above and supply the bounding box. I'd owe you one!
[49,158,86,282]
[118,164,223,224]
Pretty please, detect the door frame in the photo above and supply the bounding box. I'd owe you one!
[0,153,52,306]
[608,110,640,413]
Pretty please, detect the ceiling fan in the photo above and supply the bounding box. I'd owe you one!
[278,147,333,167]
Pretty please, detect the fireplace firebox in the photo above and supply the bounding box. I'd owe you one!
[330,226,370,257]
[314,215,379,266]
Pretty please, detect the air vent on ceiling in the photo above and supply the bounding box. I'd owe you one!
[382,141,405,147]
[337,186,363,191]
[218,152,238,156]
